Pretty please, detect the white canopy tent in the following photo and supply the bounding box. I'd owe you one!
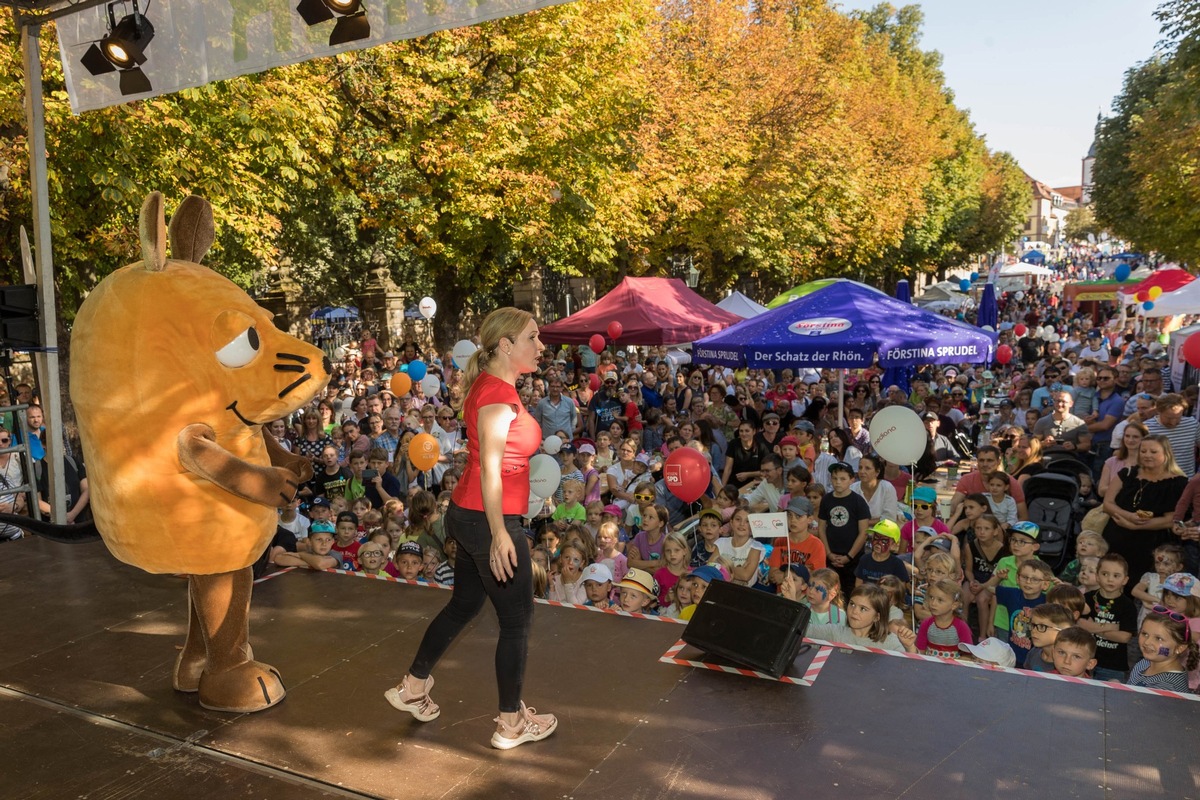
[715,291,768,318]
[1134,279,1200,317]
[1000,262,1055,278]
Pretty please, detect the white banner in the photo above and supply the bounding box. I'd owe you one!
[57,0,572,114]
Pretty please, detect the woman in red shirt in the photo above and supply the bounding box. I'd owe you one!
[386,308,557,750]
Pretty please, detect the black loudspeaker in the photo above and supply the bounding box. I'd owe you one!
[682,580,811,678]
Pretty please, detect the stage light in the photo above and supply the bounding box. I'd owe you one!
[80,0,155,96]
[296,0,370,46]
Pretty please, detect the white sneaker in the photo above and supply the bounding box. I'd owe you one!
[384,675,440,722]
[490,702,557,749]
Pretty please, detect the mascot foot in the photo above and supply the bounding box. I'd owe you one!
[198,660,285,713]
[173,651,205,693]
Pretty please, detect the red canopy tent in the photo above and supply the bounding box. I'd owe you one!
[1119,267,1195,299]
[539,277,742,345]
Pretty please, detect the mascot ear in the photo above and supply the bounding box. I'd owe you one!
[139,191,167,273]
[169,195,215,265]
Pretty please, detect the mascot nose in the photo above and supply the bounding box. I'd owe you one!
[322,356,332,375]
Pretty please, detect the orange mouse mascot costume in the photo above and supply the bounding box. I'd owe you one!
[68,191,328,712]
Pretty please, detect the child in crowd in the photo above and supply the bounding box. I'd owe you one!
[548,542,588,604]
[691,508,724,568]
[386,541,424,580]
[949,492,989,540]
[1023,603,1075,672]
[580,563,615,609]
[916,579,973,658]
[1046,583,1087,622]
[595,521,629,586]
[653,532,691,608]
[1127,608,1198,692]
[778,464,812,512]
[432,538,455,585]
[356,541,388,576]
[1132,544,1185,627]
[615,568,658,615]
[627,480,657,529]
[878,575,908,623]
[987,558,1053,665]
[854,520,910,587]
[272,525,339,571]
[406,490,443,559]
[985,472,1018,529]
[777,564,810,605]
[1077,556,1101,594]
[1050,627,1098,678]
[1161,572,1200,691]
[1059,531,1107,585]
[987,521,1041,634]
[807,584,918,653]
[557,446,583,496]
[563,523,597,563]
[714,485,742,526]
[901,486,949,554]
[279,496,310,548]
[678,565,725,621]
[578,444,602,506]
[530,558,549,599]
[331,511,363,570]
[584,501,605,541]
[804,483,825,514]
[660,574,695,619]
[594,431,615,469]
[911,527,961,575]
[914,551,958,623]
[717,507,766,587]
[600,504,627,544]
[805,568,845,625]
[628,503,669,570]
[383,517,408,555]
[1079,553,1137,682]
[957,638,1017,669]
[552,479,587,531]
[962,514,1007,638]
[537,526,561,558]
[767,497,827,588]
[779,440,804,477]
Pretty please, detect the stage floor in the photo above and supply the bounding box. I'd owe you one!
[2,537,1198,800]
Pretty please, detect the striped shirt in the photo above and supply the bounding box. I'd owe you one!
[1144,416,1200,477]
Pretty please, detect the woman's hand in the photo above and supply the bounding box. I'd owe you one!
[489,531,517,582]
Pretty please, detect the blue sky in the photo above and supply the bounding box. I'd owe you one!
[837,0,1164,187]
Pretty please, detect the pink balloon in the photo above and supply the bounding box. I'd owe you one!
[607,321,623,341]
[589,334,606,353]
[663,447,709,504]
[588,373,601,392]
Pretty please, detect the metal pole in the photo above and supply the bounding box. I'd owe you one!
[21,21,67,521]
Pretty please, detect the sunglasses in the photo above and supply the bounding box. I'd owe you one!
[633,493,655,502]
[913,502,933,510]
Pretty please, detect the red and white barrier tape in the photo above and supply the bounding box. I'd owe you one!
[658,638,833,686]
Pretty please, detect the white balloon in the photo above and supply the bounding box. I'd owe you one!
[333,346,347,360]
[869,405,927,466]
[982,325,995,332]
[526,493,545,519]
[421,374,441,397]
[452,339,477,368]
[1049,333,1061,343]
[543,434,563,455]
[1014,291,1025,301]
[528,454,563,499]
[419,296,437,319]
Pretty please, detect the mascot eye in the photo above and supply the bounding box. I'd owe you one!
[215,327,261,368]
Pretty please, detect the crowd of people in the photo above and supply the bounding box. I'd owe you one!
[6,264,1200,697]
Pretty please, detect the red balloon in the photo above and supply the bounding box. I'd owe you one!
[1136,291,1148,303]
[588,373,601,392]
[663,447,709,504]
[996,344,1013,365]
[1183,334,1200,369]
[588,333,606,353]
[607,321,623,341]
[1013,324,1027,337]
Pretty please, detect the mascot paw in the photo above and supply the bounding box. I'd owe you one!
[198,660,286,713]
[173,650,206,693]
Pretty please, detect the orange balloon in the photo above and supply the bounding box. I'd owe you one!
[408,433,440,471]
[390,373,412,396]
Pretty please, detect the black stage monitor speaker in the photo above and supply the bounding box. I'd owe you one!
[682,579,811,678]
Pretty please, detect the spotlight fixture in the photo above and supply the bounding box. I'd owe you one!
[296,0,370,46]
[80,0,155,96]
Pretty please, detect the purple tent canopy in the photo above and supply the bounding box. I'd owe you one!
[693,279,996,369]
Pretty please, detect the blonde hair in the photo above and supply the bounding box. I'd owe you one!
[924,551,957,578]
[462,307,534,395]
[561,479,584,496]
[1141,434,1187,477]
[1075,531,1109,556]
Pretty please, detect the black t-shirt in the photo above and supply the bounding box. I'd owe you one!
[1084,589,1137,673]
[725,438,773,489]
[819,491,872,554]
[307,466,351,500]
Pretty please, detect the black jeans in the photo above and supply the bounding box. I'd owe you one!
[408,503,533,712]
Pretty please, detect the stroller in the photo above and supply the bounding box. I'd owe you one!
[1022,471,1080,571]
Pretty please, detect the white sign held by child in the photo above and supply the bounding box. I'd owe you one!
[748,512,788,540]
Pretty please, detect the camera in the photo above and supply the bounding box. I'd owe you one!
[362,469,378,479]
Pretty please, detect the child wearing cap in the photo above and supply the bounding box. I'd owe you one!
[271,524,340,571]
[678,565,725,621]
[958,637,1017,669]
[778,436,803,474]
[331,511,363,570]
[1160,572,1200,691]
[767,496,827,589]
[615,568,658,615]
[386,541,425,580]
[854,520,911,587]
[985,521,1041,639]
[580,563,615,609]
[899,486,947,553]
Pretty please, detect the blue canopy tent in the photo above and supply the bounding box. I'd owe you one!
[881,280,913,393]
[693,280,996,423]
[1020,251,1046,265]
[977,283,998,331]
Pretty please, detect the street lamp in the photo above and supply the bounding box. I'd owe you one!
[670,253,699,287]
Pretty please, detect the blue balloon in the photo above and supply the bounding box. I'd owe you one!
[1143,301,1154,311]
[399,363,408,373]
[1114,263,1131,282]
[970,272,979,281]
[959,278,971,292]
[407,360,428,381]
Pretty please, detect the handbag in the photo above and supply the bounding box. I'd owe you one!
[1081,504,1110,534]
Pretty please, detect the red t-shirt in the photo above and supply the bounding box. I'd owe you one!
[453,372,542,515]
[767,535,827,571]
